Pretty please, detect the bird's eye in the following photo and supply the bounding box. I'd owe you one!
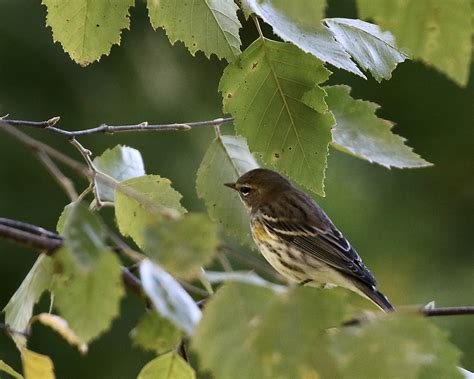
[239,186,252,196]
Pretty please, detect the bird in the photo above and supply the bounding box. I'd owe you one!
[224,168,394,312]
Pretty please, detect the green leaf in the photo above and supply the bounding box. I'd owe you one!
[93,145,145,202]
[139,259,201,336]
[21,349,55,379]
[115,175,186,248]
[0,360,23,379]
[324,18,408,82]
[53,249,125,343]
[357,0,472,86]
[148,0,241,62]
[131,311,182,354]
[196,135,258,246]
[220,38,335,195]
[62,202,107,272]
[137,352,195,379]
[144,213,219,279]
[56,203,75,234]
[42,0,135,66]
[192,283,349,379]
[3,255,54,349]
[326,85,431,168]
[330,314,463,379]
[243,0,365,77]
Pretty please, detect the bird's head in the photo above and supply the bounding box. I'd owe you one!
[224,168,292,210]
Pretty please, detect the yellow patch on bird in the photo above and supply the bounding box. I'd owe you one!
[252,221,273,241]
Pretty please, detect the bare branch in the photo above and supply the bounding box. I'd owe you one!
[0,116,234,136]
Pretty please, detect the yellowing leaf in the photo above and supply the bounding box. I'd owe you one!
[53,249,125,343]
[137,352,195,379]
[220,38,334,195]
[34,313,88,354]
[3,255,54,349]
[148,0,241,61]
[196,135,258,247]
[42,0,135,65]
[21,349,55,379]
[115,175,185,248]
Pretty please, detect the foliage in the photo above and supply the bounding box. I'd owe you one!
[1,1,471,378]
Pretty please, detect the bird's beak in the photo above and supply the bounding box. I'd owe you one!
[224,182,237,190]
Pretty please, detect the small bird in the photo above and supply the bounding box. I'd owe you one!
[225,168,394,312]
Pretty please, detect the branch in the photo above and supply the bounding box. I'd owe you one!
[0,116,234,136]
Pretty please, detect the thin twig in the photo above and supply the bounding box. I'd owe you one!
[177,279,210,298]
[0,323,31,338]
[423,306,474,317]
[36,151,78,201]
[0,116,234,137]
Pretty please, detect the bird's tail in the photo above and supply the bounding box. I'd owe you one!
[354,282,395,312]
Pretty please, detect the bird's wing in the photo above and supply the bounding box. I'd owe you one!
[259,214,377,287]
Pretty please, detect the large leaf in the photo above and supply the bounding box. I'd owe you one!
[196,135,258,246]
[61,202,107,272]
[53,249,125,343]
[324,18,408,82]
[137,352,195,379]
[3,255,54,349]
[330,314,463,379]
[326,85,431,168]
[42,0,134,66]
[93,145,145,202]
[220,38,335,195]
[130,311,182,354]
[192,283,349,379]
[115,175,186,248]
[148,0,241,62]
[21,349,55,379]
[144,213,219,279]
[139,259,201,336]
[243,0,364,77]
[357,0,472,86]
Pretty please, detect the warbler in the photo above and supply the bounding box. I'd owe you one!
[225,168,394,312]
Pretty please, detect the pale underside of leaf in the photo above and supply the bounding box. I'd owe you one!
[196,135,258,246]
[326,85,432,168]
[42,0,135,65]
[148,0,241,61]
[220,38,335,195]
[357,0,472,86]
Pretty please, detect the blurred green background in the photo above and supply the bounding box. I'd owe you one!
[0,0,472,377]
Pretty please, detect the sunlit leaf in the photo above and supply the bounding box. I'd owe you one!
[53,249,125,343]
[148,0,241,62]
[0,360,23,379]
[3,255,54,349]
[326,85,431,168]
[192,283,349,378]
[130,311,182,354]
[324,18,408,82]
[220,38,335,195]
[357,0,472,86]
[93,145,145,202]
[21,349,55,379]
[139,259,201,336]
[137,352,195,379]
[196,135,258,247]
[144,213,219,279]
[42,0,135,65]
[243,0,364,77]
[115,175,186,247]
[203,270,286,293]
[34,313,88,354]
[330,314,463,379]
[61,202,107,272]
